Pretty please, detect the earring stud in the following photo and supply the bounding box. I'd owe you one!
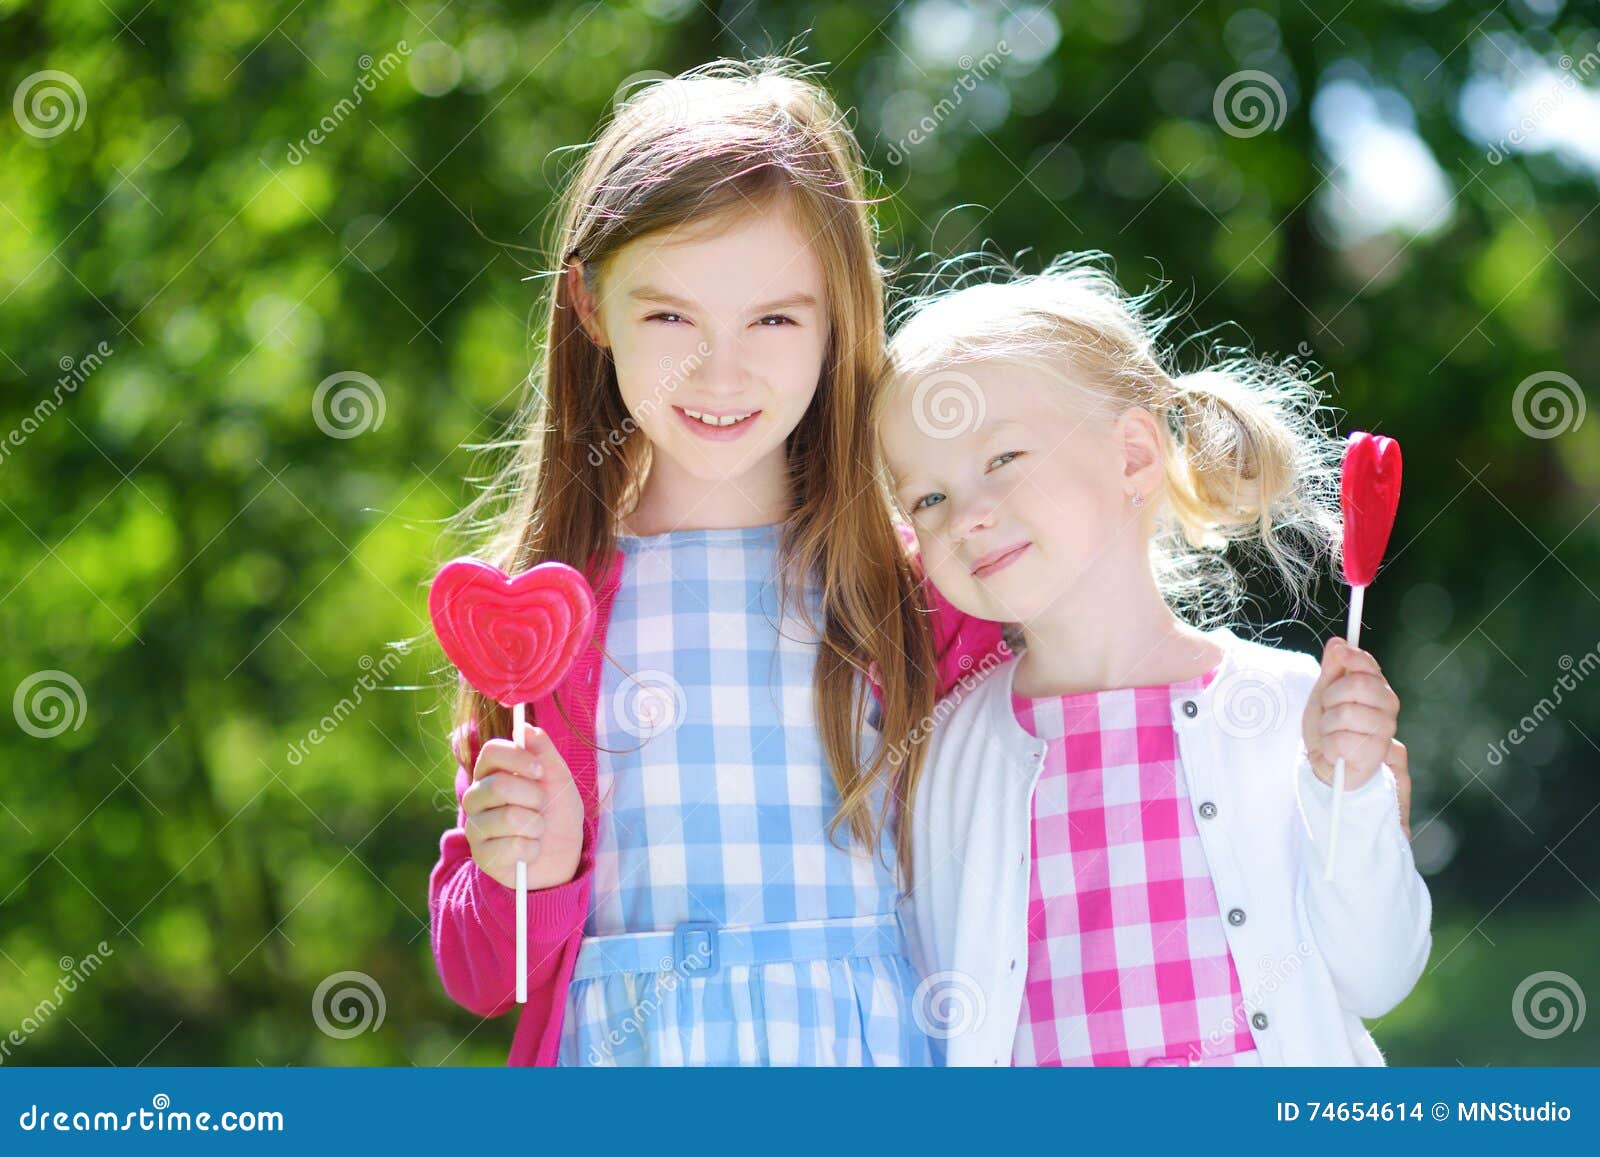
[1130,492,1146,508]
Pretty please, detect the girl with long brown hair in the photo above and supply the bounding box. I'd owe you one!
[427,59,999,1066]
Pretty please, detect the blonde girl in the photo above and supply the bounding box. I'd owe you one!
[877,255,1430,1066]
[428,60,997,1066]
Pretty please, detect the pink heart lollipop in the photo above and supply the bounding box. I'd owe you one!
[428,558,596,706]
[428,556,596,1005]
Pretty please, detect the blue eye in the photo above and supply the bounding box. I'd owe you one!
[988,451,1021,470]
[912,493,945,512]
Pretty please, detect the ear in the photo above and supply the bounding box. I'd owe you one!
[564,258,609,348]
[1114,406,1165,499]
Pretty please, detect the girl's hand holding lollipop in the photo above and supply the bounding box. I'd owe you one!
[1311,431,1403,880]
[429,558,596,1002]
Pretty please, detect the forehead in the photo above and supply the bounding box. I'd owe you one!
[879,359,1068,458]
[604,204,827,303]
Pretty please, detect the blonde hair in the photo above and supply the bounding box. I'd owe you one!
[878,252,1343,624]
[441,58,938,871]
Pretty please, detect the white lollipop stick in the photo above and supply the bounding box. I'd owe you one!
[513,700,528,1004]
[1323,585,1365,882]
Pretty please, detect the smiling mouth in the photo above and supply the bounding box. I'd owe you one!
[970,542,1031,578]
[673,405,761,441]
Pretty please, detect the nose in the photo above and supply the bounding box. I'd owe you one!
[949,491,998,543]
[693,331,747,397]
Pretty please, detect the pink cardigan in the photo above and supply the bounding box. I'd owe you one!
[427,543,1004,1066]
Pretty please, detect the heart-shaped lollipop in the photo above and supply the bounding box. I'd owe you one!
[1341,432,1402,588]
[428,556,596,1006]
[1324,430,1403,881]
[428,558,596,707]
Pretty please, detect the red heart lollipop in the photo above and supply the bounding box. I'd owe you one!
[1340,432,1402,588]
[428,558,596,705]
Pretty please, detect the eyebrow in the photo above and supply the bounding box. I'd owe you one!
[627,286,819,313]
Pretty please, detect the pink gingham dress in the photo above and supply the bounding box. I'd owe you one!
[1010,668,1261,1067]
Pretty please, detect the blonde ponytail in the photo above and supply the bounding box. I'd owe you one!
[1158,359,1341,618]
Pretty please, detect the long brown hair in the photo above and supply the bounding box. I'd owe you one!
[445,58,937,871]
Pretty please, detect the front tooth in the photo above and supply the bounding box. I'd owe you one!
[685,409,749,426]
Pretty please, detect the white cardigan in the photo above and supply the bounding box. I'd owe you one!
[901,628,1432,1066]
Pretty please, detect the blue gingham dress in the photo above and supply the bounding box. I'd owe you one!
[556,523,930,1066]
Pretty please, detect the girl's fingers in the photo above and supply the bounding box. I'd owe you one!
[1319,672,1398,713]
[485,839,543,881]
[1322,729,1397,766]
[1334,642,1384,676]
[466,806,547,843]
[521,724,578,788]
[463,773,547,816]
[1316,639,1385,685]
[472,737,544,782]
[1319,702,1397,741]
[517,723,555,760]
[1311,638,1348,698]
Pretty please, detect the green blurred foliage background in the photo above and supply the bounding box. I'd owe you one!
[1,0,1596,1066]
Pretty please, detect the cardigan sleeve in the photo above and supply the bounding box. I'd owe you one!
[427,719,593,1021]
[1293,753,1433,1019]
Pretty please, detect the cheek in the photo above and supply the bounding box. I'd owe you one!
[916,529,966,589]
[1010,455,1107,543]
[612,336,688,418]
[765,334,825,403]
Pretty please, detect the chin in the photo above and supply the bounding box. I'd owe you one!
[971,571,1048,625]
[679,436,782,478]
